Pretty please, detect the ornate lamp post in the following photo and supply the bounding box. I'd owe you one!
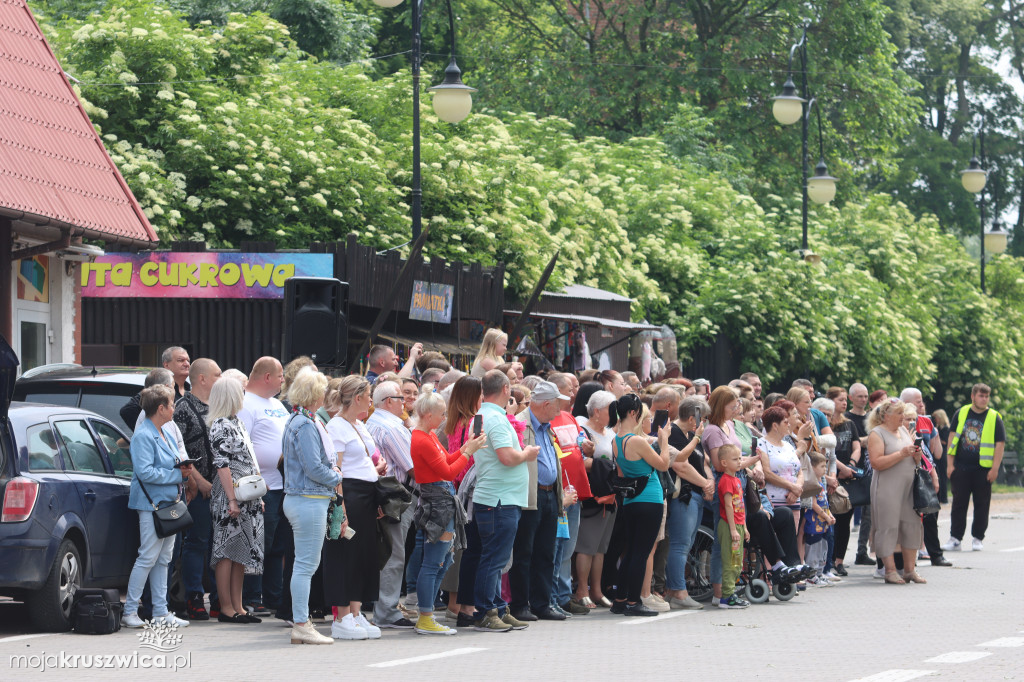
[960,120,1008,293]
[373,0,476,241]
[772,26,837,264]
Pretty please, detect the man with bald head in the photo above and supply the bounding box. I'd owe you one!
[174,358,222,620]
[238,357,289,617]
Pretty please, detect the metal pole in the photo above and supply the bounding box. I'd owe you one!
[800,39,809,254]
[980,128,986,293]
[411,0,423,242]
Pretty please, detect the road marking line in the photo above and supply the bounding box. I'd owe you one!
[849,670,935,682]
[0,633,54,643]
[999,546,1024,553]
[368,647,487,668]
[924,651,991,664]
[977,637,1024,648]
[617,610,696,626]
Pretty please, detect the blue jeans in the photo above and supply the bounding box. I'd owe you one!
[405,529,424,597]
[551,502,581,606]
[244,489,288,608]
[473,501,520,614]
[416,488,455,615]
[126,511,177,617]
[182,494,213,597]
[283,494,329,625]
[666,493,703,591]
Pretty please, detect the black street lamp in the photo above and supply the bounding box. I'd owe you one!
[374,0,476,242]
[772,26,837,264]
[960,119,1008,293]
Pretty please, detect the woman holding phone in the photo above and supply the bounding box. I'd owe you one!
[409,392,487,634]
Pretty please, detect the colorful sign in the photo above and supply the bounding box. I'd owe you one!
[80,252,333,299]
[409,280,454,323]
[17,256,49,303]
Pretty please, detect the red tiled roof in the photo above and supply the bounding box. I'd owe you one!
[0,0,157,245]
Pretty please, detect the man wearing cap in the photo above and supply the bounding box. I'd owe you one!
[508,379,576,622]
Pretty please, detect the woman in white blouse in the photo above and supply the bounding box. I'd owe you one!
[324,376,384,641]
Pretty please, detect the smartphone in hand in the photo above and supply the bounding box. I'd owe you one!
[472,414,484,437]
[651,409,669,435]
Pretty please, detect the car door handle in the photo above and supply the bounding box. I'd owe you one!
[84,490,97,500]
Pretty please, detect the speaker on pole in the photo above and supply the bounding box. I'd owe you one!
[283,277,348,368]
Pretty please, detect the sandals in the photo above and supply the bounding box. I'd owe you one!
[578,597,597,609]
[902,571,927,584]
[592,595,613,608]
[883,571,906,584]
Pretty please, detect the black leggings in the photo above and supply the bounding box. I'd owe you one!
[746,509,784,565]
[768,507,801,566]
[833,509,854,564]
[616,502,663,603]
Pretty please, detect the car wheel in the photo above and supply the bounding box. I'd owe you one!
[28,539,82,631]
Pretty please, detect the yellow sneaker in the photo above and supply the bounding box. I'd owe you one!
[414,614,456,636]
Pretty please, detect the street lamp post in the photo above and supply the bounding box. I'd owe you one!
[373,0,476,242]
[771,26,837,263]
[960,120,1008,293]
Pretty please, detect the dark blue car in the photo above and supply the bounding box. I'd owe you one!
[0,337,138,631]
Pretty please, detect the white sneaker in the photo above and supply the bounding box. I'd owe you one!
[641,594,670,612]
[331,616,368,640]
[971,537,984,551]
[711,596,720,607]
[873,567,886,579]
[355,613,382,639]
[941,537,961,552]
[121,613,145,629]
[154,613,190,628]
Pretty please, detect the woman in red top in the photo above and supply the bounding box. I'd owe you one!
[409,392,486,634]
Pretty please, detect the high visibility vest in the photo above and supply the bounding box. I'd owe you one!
[948,405,1001,468]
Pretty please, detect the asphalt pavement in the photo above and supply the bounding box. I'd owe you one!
[2,496,1023,681]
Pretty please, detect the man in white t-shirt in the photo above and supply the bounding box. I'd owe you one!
[237,357,288,617]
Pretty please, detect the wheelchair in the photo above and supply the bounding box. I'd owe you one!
[685,507,796,604]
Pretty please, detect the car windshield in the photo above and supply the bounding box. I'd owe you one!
[80,392,137,435]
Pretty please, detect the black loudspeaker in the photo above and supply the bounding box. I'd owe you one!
[283,277,348,367]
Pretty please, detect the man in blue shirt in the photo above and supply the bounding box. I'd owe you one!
[472,370,540,632]
[508,380,572,622]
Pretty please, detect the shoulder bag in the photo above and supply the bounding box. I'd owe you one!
[612,434,651,500]
[912,465,940,515]
[136,477,192,539]
[827,485,852,514]
[842,467,872,507]
[234,421,267,502]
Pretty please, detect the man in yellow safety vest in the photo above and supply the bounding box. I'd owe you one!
[941,383,1005,552]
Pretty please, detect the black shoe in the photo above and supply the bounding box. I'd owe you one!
[623,602,659,617]
[931,556,953,567]
[854,554,874,566]
[772,567,800,584]
[532,606,566,621]
[833,563,849,577]
[218,612,248,623]
[245,603,271,617]
[794,564,816,580]
[241,613,262,623]
[609,600,626,615]
[510,608,539,622]
[187,594,209,621]
[456,613,476,628]
[379,618,415,629]
[308,608,326,622]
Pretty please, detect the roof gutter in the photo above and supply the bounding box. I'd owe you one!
[0,206,158,251]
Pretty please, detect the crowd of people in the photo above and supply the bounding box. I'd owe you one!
[118,336,1007,641]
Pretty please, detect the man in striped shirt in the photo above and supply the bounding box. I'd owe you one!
[366,380,417,629]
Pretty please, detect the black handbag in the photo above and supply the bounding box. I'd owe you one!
[843,467,872,507]
[137,478,193,539]
[73,588,122,635]
[612,434,650,500]
[912,466,940,515]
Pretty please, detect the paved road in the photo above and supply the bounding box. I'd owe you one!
[2,497,1023,681]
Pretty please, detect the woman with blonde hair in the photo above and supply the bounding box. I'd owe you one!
[281,368,342,645]
[208,377,265,624]
[867,398,924,584]
[470,328,508,378]
[324,375,383,640]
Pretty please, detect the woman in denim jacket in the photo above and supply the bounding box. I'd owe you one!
[281,368,344,645]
